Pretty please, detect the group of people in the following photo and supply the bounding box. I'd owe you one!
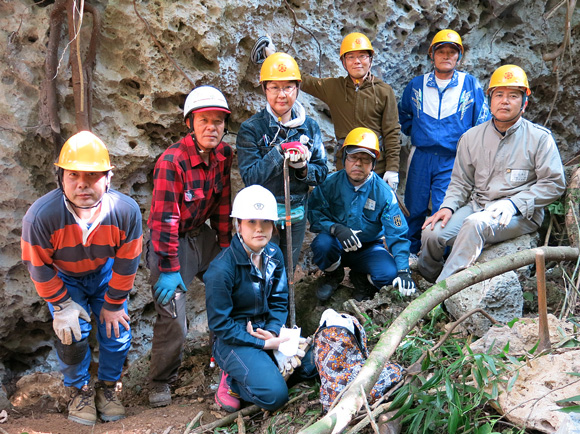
[20,27,565,425]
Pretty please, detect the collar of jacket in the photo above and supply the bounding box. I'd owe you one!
[230,234,279,268]
[491,116,525,138]
[343,74,378,104]
[427,69,459,89]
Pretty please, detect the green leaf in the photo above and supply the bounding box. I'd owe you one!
[483,354,498,376]
[421,353,432,370]
[448,406,461,434]
[507,371,519,392]
[392,393,415,419]
[445,377,455,402]
[476,422,492,434]
[555,395,580,404]
[507,318,519,328]
[558,405,580,413]
[522,292,534,301]
[420,371,443,391]
[408,408,425,433]
[389,386,411,411]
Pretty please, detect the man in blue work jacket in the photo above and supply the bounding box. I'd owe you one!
[308,128,416,301]
[399,29,490,255]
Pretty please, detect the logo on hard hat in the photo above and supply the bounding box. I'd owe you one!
[355,38,362,46]
[504,72,514,80]
[254,203,264,210]
[278,64,287,72]
[446,32,455,39]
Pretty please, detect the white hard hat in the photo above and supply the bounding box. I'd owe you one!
[183,85,230,118]
[231,185,278,221]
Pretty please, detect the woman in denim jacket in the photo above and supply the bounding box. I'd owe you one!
[236,53,328,269]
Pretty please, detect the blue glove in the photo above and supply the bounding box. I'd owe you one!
[154,271,187,305]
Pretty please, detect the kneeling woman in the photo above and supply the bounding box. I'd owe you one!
[205,185,300,412]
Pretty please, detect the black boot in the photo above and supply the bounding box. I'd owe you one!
[316,267,345,301]
[350,271,376,301]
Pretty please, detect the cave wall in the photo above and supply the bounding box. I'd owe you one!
[0,0,578,386]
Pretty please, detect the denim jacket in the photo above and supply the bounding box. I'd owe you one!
[204,235,288,348]
[236,107,328,207]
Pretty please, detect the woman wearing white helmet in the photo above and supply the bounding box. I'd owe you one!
[204,185,316,413]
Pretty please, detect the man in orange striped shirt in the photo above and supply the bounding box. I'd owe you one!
[21,131,143,426]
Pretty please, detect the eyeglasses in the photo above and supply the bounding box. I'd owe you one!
[265,85,297,96]
[344,54,370,62]
[346,153,374,164]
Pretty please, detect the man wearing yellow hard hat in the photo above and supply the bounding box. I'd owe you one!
[399,29,490,256]
[308,128,416,302]
[300,32,401,186]
[419,65,565,283]
[21,131,143,425]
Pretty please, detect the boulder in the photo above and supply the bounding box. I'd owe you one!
[444,233,538,336]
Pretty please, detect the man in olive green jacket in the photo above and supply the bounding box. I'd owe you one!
[300,33,400,189]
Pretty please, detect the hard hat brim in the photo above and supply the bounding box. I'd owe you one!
[344,146,376,158]
[192,106,231,115]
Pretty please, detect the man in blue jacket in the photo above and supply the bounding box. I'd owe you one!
[308,128,416,301]
[399,29,490,255]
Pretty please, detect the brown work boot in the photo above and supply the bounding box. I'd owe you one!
[67,384,96,426]
[95,380,125,422]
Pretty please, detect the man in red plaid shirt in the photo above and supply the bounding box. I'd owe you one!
[146,86,233,407]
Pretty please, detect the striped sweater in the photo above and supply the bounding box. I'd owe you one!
[21,189,143,311]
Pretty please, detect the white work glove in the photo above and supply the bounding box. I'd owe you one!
[273,337,309,376]
[487,200,517,227]
[383,171,399,191]
[331,224,362,252]
[52,298,91,345]
[281,142,311,169]
[392,270,416,296]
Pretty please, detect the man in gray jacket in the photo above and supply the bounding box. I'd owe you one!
[418,65,566,283]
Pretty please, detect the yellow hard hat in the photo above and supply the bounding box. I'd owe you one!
[340,32,374,58]
[55,131,114,172]
[341,127,380,159]
[428,29,464,57]
[487,64,531,96]
[260,52,301,82]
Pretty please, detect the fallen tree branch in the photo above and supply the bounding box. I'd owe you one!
[299,246,579,434]
[190,405,261,434]
[183,411,204,434]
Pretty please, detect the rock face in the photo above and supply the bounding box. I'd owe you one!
[444,233,538,336]
[0,0,578,389]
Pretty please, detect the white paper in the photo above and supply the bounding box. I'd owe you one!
[277,326,301,356]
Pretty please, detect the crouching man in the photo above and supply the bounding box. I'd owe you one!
[418,65,566,282]
[308,128,416,301]
[21,131,143,425]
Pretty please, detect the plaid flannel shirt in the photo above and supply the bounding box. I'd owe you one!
[148,134,233,272]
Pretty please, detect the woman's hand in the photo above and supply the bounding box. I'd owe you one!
[247,321,289,350]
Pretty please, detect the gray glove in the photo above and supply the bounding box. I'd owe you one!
[52,299,91,345]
